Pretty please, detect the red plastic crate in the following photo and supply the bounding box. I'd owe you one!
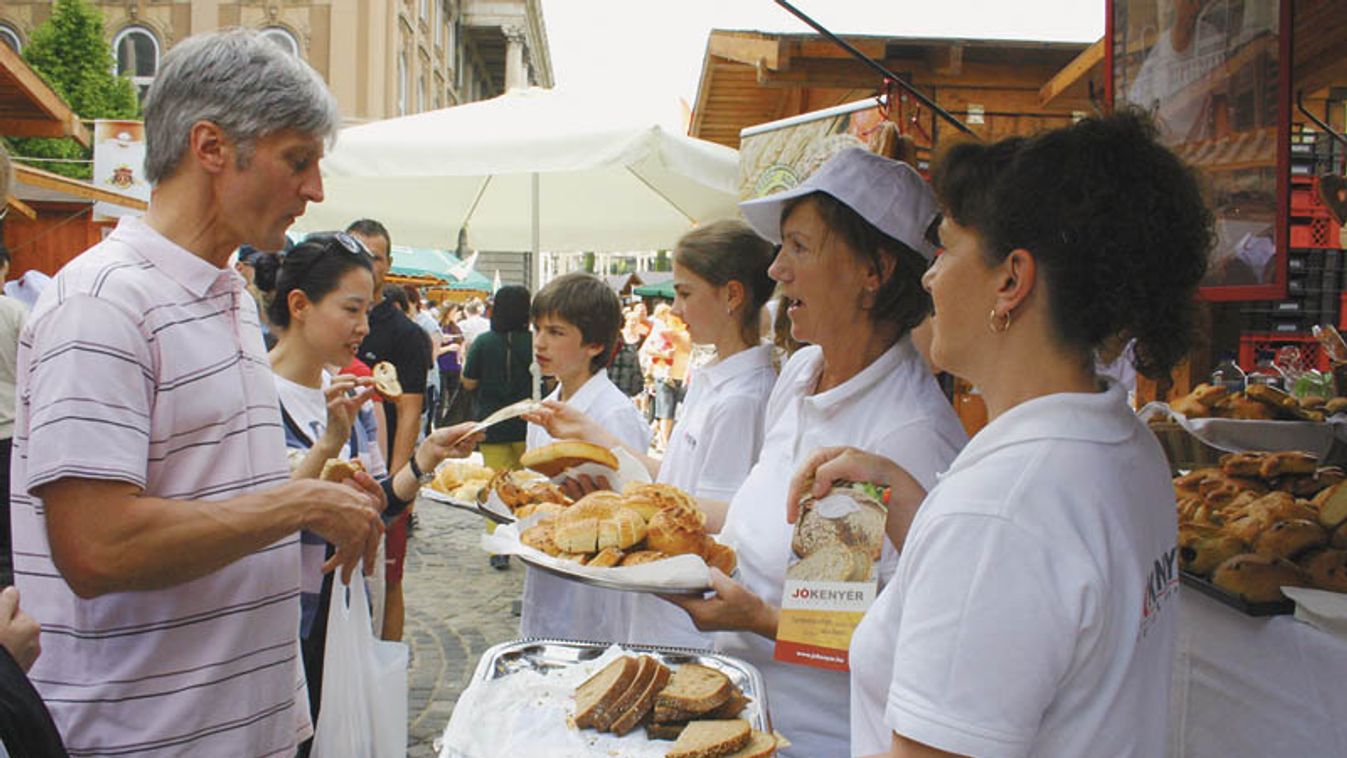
[1238,332,1330,374]
[1291,176,1319,214]
[1290,213,1342,249]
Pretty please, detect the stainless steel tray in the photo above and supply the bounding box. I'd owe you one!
[419,487,515,525]
[471,638,772,734]
[513,551,710,595]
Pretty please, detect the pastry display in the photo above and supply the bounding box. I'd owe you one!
[1173,451,1346,599]
[571,656,777,755]
[1163,382,1338,422]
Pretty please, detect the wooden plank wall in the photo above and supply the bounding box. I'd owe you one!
[2,203,105,278]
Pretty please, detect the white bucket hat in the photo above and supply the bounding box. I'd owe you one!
[739,146,939,261]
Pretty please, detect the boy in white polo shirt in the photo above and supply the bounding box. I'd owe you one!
[520,273,650,642]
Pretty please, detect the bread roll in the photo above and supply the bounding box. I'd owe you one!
[319,458,365,483]
[371,361,402,398]
[1211,553,1308,603]
[620,550,670,567]
[1259,452,1319,479]
[1190,382,1230,406]
[515,502,567,521]
[1219,452,1267,478]
[1276,467,1346,497]
[1180,532,1246,577]
[1326,397,1347,415]
[521,521,561,556]
[646,503,708,556]
[1299,548,1347,592]
[520,440,618,477]
[1333,522,1347,549]
[1315,481,1347,530]
[701,539,738,575]
[1218,395,1277,420]
[1253,519,1328,560]
[622,482,698,523]
[553,492,645,553]
[586,546,624,568]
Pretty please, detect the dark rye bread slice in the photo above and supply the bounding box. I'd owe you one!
[646,720,688,741]
[593,655,657,732]
[666,719,752,758]
[574,656,638,729]
[656,688,749,723]
[656,664,733,715]
[610,658,671,736]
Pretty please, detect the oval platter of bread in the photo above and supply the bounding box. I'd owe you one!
[464,638,778,754]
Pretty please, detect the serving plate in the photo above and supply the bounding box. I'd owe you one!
[513,550,710,595]
[1180,571,1295,616]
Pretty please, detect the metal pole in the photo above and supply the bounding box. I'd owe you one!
[772,0,977,138]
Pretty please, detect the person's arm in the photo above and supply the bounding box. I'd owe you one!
[384,422,483,503]
[660,568,778,640]
[460,336,483,392]
[786,446,928,550]
[390,393,423,473]
[290,377,378,481]
[523,400,660,478]
[875,735,966,758]
[39,475,384,598]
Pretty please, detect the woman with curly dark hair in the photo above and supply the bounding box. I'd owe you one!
[791,111,1212,757]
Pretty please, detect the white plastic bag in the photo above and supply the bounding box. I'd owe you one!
[312,566,409,758]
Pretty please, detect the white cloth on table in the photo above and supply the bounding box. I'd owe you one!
[716,337,966,758]
[627,343,777,649]
[1169,590,1347,758]
[521,369,651,642]
[851,382,1180,758]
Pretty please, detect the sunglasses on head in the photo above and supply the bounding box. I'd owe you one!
[303,231,372,258]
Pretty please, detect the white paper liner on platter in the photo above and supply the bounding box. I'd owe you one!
[1281,587,1347,643]
[438,645,762,758]
[480,512,711,593]
[1139,401,1346,459]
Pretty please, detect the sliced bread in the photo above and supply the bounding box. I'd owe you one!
[574,656,638,729]
[724,730,778,758]
[657,664,733,714]
[666,719,752,758]
[593,655,656,732]
[610,658,671,735]
[655,686,746,723]
[646,720,688,741]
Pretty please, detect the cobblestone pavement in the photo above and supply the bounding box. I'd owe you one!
[403,499,524,757]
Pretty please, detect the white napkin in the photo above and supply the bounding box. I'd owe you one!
[438,645,763,758]
[1281,586,1347,642]
[480,513,711,592]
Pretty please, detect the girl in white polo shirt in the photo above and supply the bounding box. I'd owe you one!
[794,112,1210,757]
[526,219,779,648]
[662,149,968,758]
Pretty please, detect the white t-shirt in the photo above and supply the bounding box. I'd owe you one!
[460,314,491,350]
[716,338,966,758]
[849,382,1179,758]
[628,344,778,649]
[521,370,652,642]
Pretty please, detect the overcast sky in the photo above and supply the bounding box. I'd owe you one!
[543,0,1106,127]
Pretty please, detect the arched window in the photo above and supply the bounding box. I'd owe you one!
[0,24,21,54]
[260,27,299,57]
[113,26,159,99]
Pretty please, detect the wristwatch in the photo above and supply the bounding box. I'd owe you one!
[408,456,434,485]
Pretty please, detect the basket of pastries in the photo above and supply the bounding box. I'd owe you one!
[1149,382,1347,471]
[1175,450,1347,613]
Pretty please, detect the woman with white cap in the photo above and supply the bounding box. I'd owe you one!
[665,147,967,757]
[794,112,1210,757]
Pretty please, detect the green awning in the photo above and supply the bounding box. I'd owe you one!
[389,246,493,290]
[633,280,674,299]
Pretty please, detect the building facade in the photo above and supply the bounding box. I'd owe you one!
[0,0,552,123]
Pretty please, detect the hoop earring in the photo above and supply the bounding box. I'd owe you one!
[988,308,1012,334]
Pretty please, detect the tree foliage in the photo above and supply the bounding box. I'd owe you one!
[6,0,140,179]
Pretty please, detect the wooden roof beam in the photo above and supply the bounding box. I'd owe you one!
[755,57,1060,91]
[929,43,963,77]
[14,163,146,209]
[1039,38,1104,107]
[0,42,90,148]
[708,32,789,72]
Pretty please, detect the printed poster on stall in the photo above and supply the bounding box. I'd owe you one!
[92,119,150,221]
[775,482,887,671]
[737,97,891,202]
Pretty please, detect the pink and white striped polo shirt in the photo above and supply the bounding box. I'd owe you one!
[12,216,311,757]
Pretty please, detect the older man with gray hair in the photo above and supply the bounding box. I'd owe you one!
[11,30,383,756]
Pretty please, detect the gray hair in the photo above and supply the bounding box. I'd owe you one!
[142,29,340,184]
[465,300,485,316]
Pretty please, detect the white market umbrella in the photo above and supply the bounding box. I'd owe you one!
[297,88,741,276]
